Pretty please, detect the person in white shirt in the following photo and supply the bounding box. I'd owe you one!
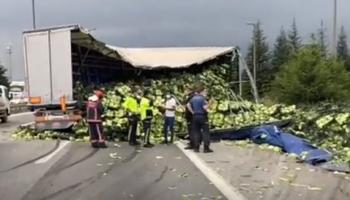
[163,94,177,144]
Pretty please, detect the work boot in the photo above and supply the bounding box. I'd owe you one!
[193,148,200,153]
[184,146,193,150]
[98,142,107,148]
[161,140,168,145]
[130,141,141,146]
[203,148,214,153]
[91,142,99,148]
[144,143,154,148]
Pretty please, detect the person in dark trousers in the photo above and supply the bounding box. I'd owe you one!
[86,90,107,148]
[187,85,213,153]
[123,90,142,146]
[184,89,196,149]
[140,90,154,147]
[163,93,177,144]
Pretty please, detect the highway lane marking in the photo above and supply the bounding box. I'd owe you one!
[35,141,70,164]
[10,112,33,117]
[176,141,246,200]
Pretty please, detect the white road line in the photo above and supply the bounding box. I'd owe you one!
[176,141,246,200]
[35,141,70,164]
[10,112,33,117]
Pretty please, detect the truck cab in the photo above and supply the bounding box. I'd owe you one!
[9,81,27,104]
[0,85,11,123]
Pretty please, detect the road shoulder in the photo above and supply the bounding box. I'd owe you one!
[176,140,350,200]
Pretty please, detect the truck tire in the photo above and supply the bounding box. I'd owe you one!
[1,109,9,123]
[1,115,8,123]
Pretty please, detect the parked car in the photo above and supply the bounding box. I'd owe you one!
[0,85,11,123]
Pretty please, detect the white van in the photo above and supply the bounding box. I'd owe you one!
[0,85,11,123]
[9,81,27,104]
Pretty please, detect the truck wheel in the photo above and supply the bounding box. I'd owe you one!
[1,115,8,123]
[1,110,9,123]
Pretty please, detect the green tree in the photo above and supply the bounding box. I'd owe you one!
[270,45,350,104]
[246,21,270,95]
[272,27,290,71]
[317,21,328,56]
[337,26,350,69]
[0,65,9,87]
[288,18,302,55]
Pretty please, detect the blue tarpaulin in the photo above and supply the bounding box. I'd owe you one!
[211,125,332,165]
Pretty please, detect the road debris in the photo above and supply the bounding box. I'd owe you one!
[136,150,142,153]
[169,168,177,172]
[113,143,121,148]
[179,172,189,178]
[102,172,108,176]
[107,162,114,166]
[279,177,291,183]
[308,186,322,191]
[96,163,103,167]
[109,152,118,159]
[168,186,177,190]
[156,156,164,159]
[290,183,308,188]
[333,171,347,176]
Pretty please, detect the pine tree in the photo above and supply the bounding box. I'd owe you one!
[272,27,290,71]
[288,18,302,55]
[246,21,270,95]
[270,45,350,104]
[0,65,9,87]
[318,20,328,56]
[337,26,350,69]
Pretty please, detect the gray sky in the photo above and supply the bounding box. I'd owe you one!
[0,0,349,81]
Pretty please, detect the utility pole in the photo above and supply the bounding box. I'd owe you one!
[333,0,337,55]
[32,0,36,29]
[247,22,257,86]
[5,45,12,82]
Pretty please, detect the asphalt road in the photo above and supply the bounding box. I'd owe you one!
[0,113,225,200]
[0,112,33,142]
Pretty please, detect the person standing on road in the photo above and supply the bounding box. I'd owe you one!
[123,89,142,146]
[163,93,177,144]
[187,85,213,153]
[184,88,196,149]
[140,90,154,148]
[86,89,107,148]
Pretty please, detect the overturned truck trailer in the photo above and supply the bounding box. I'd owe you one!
[23,24,257,130]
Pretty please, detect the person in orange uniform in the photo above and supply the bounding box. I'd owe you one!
[86,89,106,148]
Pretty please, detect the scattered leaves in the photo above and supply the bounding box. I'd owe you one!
[109,152,118,159]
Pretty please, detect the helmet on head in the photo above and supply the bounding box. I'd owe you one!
[95,90,104,99]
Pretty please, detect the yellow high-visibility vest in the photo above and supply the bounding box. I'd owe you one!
[122,96,140,114]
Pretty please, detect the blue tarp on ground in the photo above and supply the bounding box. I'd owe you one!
[212,125,332,165]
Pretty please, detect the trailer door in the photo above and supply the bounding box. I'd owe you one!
[24,28,73,106]
[50,29,73,104]
[24,32,52,105]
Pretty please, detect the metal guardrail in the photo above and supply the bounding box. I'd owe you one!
[10,104,29,114]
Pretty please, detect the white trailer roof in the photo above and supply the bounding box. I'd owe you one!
[107,46,234,69]
[24,25,235,70]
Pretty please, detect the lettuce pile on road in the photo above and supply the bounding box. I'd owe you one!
[11,65,350,165]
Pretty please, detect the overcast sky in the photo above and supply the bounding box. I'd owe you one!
[0,0,349,81]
